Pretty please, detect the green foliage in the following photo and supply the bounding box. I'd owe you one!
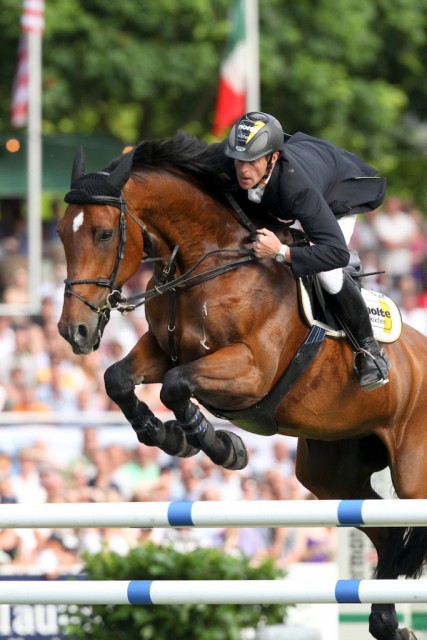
[1,0,427,203]
[62,542,289,640]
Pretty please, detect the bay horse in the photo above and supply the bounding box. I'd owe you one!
[57,133,427,640]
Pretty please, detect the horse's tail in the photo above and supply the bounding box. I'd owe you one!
[375,526,427,579]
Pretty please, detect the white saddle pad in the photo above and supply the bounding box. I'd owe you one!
[299,281,402,344]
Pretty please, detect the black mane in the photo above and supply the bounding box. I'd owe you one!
[105,132,233,189]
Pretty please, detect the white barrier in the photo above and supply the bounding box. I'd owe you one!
[0,499,426,528]
[0,580,425,605]
[1,499,426,610]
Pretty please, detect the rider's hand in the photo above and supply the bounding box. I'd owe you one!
[253,228,283,260]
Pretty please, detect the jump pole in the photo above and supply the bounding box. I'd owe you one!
[0,500,426,529]
[0,580,427,605]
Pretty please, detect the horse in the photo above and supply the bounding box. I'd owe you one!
[57,132,427,640]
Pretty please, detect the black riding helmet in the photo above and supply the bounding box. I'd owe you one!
[224,112,284,161]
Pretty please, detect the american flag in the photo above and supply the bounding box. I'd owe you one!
[11,0,45,128]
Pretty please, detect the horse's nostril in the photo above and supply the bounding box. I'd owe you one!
[77,324,88,339]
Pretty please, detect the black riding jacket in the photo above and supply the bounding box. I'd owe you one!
[228,132,386,278]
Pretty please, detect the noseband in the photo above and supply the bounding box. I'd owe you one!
[63,195,146,326]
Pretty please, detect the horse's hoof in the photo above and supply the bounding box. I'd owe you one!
[216,430,248,470]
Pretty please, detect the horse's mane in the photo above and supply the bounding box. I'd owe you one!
[105,132,233,190]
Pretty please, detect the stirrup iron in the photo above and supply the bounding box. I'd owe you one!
[353,348,389,392]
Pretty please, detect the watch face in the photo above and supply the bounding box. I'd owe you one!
[275,253,285,263]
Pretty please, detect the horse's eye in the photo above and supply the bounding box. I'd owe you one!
[100,230,113,241]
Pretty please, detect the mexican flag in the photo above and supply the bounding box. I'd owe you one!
[212,0,246,138]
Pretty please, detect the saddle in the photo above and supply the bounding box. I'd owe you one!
[298,268,402,345]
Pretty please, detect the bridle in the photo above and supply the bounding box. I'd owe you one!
[63,195,147,327]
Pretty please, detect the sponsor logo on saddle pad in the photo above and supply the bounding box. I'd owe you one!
[299,280,402,344]
[363,289,402,343]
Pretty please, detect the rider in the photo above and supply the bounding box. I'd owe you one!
[223,111,390,392]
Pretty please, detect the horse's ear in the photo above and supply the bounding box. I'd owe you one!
[71,146,86,185]
[107,149,135,190]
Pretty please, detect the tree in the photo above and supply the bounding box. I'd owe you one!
[1,0,427,203]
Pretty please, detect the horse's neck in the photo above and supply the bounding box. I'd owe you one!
[126,172,246,265]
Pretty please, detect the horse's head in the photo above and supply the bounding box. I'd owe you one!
[57,148,144,354]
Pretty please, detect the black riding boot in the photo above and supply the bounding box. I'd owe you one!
[327,274,391,392]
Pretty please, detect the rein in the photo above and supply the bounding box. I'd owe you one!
[126,248,255,310]
[63,193,257,321]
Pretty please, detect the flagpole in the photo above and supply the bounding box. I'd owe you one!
[245,0,260,112]
[27,27,42,312]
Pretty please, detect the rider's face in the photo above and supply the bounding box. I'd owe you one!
[234,156,269,190]
[234,151,279,190]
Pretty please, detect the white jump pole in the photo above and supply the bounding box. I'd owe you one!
[0,500,426,529]
[0,580,427,605]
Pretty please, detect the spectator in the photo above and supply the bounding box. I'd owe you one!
[1,258,29,305]
[215,466,243,501]
[0,528,23,564]
[35,360,79,412]
[9,382,51,413]
[88,448,122,495]
[39,465,67,503]
[350,210,381,256]
[113,445,160,499]
[397,275,427,336]
[10,448,47,504]
[1,322,34,380]
[0,317,16,372]
[373,196,420,289]
[282,525,337,564]
[169,457,203,501]
[3,366,29,410]
[66,463,90,502]
[34,532,79,579]
[69,427,101,476]
[407,206,427,286]
[271,440,295,478]
[0,453,17,504]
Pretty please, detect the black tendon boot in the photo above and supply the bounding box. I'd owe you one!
[327,274,391,392]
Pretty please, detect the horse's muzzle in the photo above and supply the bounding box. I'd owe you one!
[57,319,102,355]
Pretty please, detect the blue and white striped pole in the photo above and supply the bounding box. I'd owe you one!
[0,580,427,605]
[0,500,425,529]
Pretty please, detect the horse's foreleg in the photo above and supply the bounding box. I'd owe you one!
[159,345,269,471]
[104,331,198,458]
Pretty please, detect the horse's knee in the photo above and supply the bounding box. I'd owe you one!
[161,367,194,409]
[104,361,133,401]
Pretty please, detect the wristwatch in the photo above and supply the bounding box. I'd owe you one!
[274,244,288,263]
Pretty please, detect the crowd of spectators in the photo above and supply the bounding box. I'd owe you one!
[0,193,424,577]
[350,195,427,333]
[0,433,331,577]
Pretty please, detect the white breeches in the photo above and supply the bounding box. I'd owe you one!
[317,214,357,294]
